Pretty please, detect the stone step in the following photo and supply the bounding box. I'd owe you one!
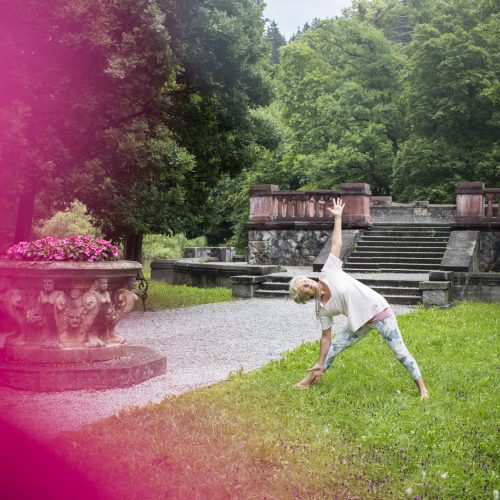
[354,277,425,288]
[354,246,446,254]
[370,286,421,296]
[254,289,289,299]
[371,223,450,227]
[383,295,422,305]
[352,250,444,258]
[232,255,246,263]
[263,276,426,288]
[266,275,297,283]
[345,262,441,270]
[260,282,289,291]
[344,267,436,273]
[254,285,422,305]
[348,256,442,264]
[362,236,450,242]
[366,230,450,237]
[357,241,447,248]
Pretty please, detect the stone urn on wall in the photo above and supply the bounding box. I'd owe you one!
[0,236,166,391]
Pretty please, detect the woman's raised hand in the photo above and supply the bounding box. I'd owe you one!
[327,197,345,218]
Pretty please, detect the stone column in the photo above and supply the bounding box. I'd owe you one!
[340,183,372,227]
[249,184,279,222]
[455,181,484,223]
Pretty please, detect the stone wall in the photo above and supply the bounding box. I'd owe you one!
[173,260,281,288]
[479,231,500,272]
[248,225,499,270]
[248,229,330,266]
[371,203,455,224]
[452,272,500,302]
[184,247,235,262]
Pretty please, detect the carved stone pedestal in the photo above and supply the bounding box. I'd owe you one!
[0,260,166,391]
[0,346,166,391]
[5,343,126,363]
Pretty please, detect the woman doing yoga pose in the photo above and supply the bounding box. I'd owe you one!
[289,198,429,398]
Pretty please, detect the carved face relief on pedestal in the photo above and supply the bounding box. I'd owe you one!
[127,277,136,291]
[94,278,109,292]
[26,307,45,327]
[42,279,55,293]
[67,307,83,329]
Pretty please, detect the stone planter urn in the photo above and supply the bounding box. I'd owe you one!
[0,259,166,391]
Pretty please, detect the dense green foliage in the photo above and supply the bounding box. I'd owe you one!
[142,233,207,261]
[0,0,187,244]
[0,0,270,247]
[221,0,499,246]
[34,201,101,239]
[277,18,402,193]
[56,302,499,497]
[1,0,498,249]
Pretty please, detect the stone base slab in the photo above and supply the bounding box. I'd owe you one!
[5,343,125,363]
[0,346,166,392]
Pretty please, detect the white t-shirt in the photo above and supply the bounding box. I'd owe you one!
[318,253,390,332]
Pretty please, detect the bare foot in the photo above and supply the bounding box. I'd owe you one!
[420,390,430,399]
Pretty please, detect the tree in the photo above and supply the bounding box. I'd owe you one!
[148,0,272,240]
[392,0,500,201]
[0,0,272,259]
[344,0,437,44]
[0,0,189,252]
[264,20,287,64]
[276,18,403,193]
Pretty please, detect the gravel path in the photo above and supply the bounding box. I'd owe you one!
[0,299,413,441]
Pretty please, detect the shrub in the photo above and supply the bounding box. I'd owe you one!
[142,233,207,260]
[34,201,101,239]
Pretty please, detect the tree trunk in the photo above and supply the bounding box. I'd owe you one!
[124,233,144,263]
[13,187,36,243]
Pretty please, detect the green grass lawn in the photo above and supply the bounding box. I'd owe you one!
[137,278,233,310]
[54,302,499,498]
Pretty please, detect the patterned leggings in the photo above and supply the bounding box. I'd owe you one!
[323,313,422,380]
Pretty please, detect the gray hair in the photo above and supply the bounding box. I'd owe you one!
[289,275,312,304]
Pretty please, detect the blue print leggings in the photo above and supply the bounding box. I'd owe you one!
[323,313,422,380]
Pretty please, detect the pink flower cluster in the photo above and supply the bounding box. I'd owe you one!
[6,236,121,262]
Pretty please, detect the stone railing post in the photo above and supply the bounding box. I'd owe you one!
[249,184,279,222]
[340,183,372,226]
[484,188,500,220]
[455,181,485,223]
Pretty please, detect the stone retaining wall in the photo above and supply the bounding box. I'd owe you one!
[248,219,498,269]
[421,270,500,307]
[479,231,500,272]
[452,272,500,302]
[248,229,330,266]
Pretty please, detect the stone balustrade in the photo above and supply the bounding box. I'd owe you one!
[248,183,372,229]
[247,181,499,267]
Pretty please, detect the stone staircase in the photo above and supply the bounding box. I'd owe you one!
[253,275,295,299]
[253,223,451,305]
[344,223,450,273]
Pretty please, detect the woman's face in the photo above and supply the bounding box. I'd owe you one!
[298,278,317,298]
